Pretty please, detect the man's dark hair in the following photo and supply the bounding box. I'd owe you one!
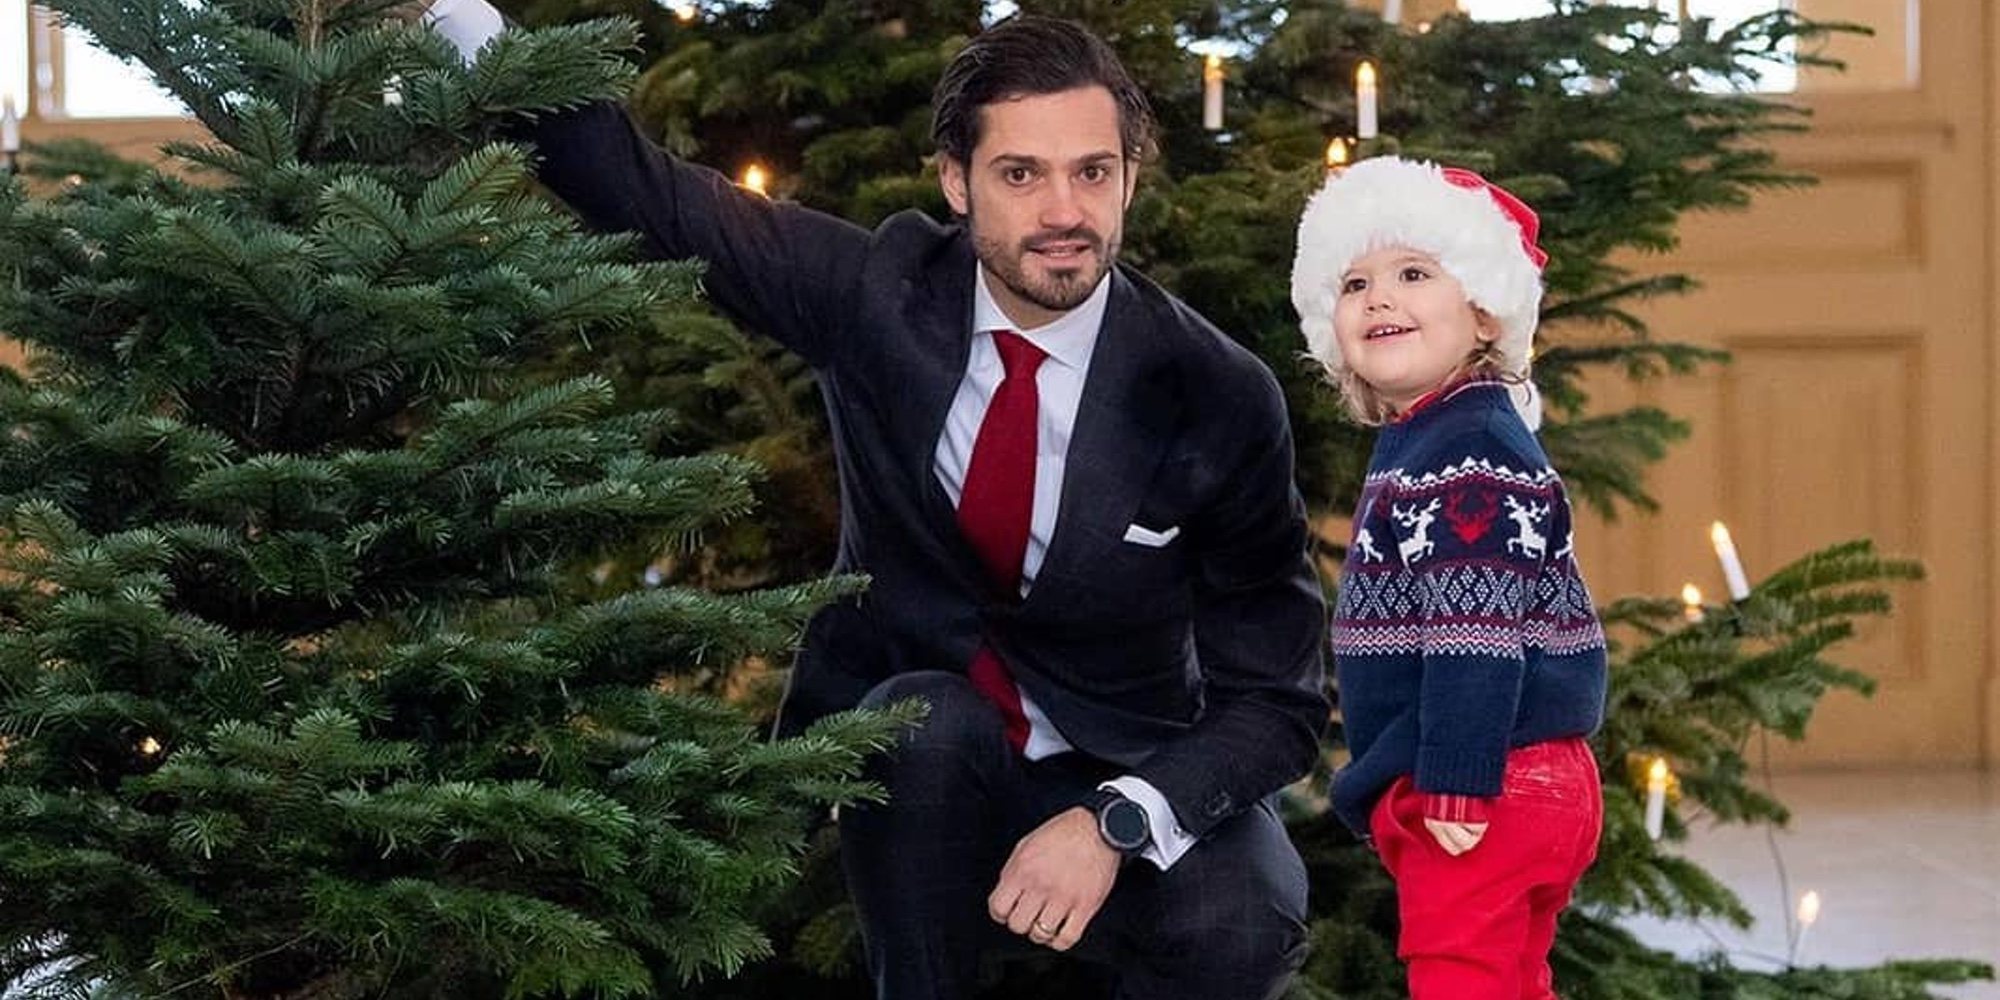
[931,16,1158,166]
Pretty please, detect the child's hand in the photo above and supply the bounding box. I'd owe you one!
[1421,793,1492,856]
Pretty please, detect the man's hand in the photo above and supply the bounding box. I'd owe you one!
[384,0,439,24]
[987,806,1120,952]
[1421,792,1492,856]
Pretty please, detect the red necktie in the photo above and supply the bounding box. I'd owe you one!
[957,331,1046,754]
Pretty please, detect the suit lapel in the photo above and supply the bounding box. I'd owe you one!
[900,238,985,580]
[1026,268,1179,609]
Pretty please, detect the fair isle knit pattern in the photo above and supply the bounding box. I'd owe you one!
[1329,380,1608,836]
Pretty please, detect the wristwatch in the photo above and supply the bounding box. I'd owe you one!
[1085,789,1153,857]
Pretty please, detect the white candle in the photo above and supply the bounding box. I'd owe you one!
[1790,890,1822,964]
[1709,521,1751,600]
[1680,583,1704,623]
[1381,0,1403,24]
[1356,62,1379,140]
[1644,757,1668,840]
[1,97,19,158]
[1202,55,1224,132]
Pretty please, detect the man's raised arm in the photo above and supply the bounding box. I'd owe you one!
[423,0,869,369]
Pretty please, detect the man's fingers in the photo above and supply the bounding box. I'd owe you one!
[1006,899,1043,937]
[1047,897,1103,952]
[986,881,1023,925]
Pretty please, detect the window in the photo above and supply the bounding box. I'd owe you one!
[1455,0,1919,93]
[0,0,25,114]
[59,26,185,118]
[0,3,190,120]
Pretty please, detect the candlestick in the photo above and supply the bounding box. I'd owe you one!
[1709,521,1751,600]
[1643,757,1668,840]
[1202,55,1224,132]
[1356,61,1379,140]
[741,164,769,196]
[1680,583,1704,623]
[1325,137,1350,175]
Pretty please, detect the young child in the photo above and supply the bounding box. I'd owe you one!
[1290,157,1610,999]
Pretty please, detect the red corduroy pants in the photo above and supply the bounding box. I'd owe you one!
[1369,738,1603,1000]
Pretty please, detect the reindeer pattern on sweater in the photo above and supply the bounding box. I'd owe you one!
[1328,380,1608,835]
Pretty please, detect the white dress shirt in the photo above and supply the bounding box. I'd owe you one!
[946,269,1195,869]
[422,0,1196,868]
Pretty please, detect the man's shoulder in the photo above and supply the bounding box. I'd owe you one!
[1110,265,1278,395]
[867,208,965,264]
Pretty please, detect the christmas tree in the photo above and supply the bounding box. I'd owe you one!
[0,1,914,997]
[483,0,1992,996]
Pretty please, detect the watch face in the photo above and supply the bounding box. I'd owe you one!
[1102,799,1150,850]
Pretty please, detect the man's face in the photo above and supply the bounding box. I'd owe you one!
[939,86,1137,330]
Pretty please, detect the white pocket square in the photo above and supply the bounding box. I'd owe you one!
[1122,523,1181,547]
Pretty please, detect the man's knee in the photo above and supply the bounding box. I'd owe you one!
[859,671,1006,771]
[1151,900,1308,996]
[1139,811,1309,996]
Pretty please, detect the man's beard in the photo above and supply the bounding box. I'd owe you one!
[966,204,1117,314]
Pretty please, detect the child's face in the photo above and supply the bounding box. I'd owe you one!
[1333,245,1496,413]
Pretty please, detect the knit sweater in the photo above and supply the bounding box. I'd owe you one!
[1330,380,1608,835]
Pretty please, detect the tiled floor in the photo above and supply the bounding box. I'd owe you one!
[1619,768,2000,998]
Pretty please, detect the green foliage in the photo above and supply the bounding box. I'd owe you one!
[524,0,1858,586]
[0,2,912,998]
[474,0,1997,998]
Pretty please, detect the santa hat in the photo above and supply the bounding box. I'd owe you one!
[1291,156,1547,427]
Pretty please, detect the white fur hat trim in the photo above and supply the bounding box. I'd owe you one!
[1291,156,1545,395]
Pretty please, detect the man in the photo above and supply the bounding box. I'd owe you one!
[421,7,1329,998]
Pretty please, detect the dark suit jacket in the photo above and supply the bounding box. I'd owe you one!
[521,103,1329,839]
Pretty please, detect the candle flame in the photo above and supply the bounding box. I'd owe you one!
[138,736,162,756]
[1709,521,1733,548]
[741,164,769,196]
[1326,137,1349,167]
[1681,583,1702,606]
[1204,54,1223,82]
[1797,890,1821,926]
[673,2,697,21]
[1357,61,1378,87]
[1646,756,1669,787]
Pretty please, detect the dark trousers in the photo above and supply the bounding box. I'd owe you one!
[839,671,1309,1000]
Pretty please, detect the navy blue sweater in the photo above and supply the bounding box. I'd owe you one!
[1330,381,1608,835]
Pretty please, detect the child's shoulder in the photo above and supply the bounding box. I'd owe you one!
[1402,406,1550,482]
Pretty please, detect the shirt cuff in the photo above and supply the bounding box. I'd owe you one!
[1101,776,1198,872]
[423,0,508,61]
[1421,792,1492,825]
